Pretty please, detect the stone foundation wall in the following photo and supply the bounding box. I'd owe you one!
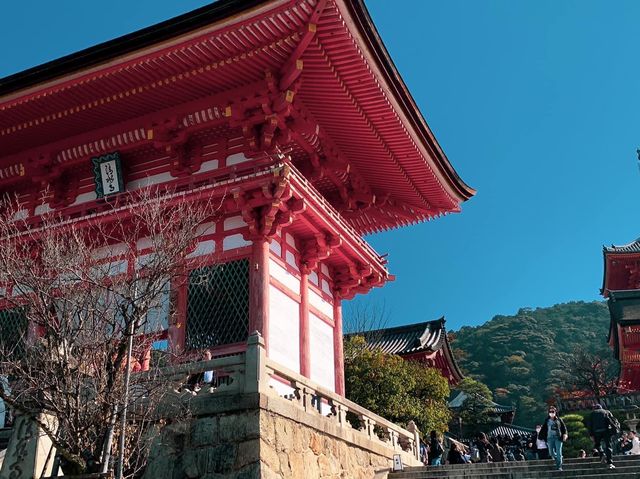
[259,409,390,479]
[143,392,412,479]
[144,400,262,479]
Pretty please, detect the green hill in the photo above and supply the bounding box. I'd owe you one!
[451,301,610,427]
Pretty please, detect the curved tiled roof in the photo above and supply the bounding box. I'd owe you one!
[603,238,640,254]
[489,424,534,439]
[347,318,446,355]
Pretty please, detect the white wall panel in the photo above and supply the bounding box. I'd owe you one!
[269,258,300,293]
[223,234,250,250]
[309,290,333,319]
[227,153,250,166]
[224,216,246,230]
[268,285,300,373]
[309,313,335,391]
[187,240,215,258]
[269,240,282,257]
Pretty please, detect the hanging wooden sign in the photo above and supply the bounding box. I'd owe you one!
[92,152,124,198]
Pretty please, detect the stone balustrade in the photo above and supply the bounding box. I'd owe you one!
[140,331,421,462]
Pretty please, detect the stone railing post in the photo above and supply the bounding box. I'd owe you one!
[244,330,267,394]
[407,420,421,460]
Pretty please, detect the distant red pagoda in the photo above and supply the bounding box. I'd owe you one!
[602,238,640,390]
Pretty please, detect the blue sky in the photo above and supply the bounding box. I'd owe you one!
[1,1,638,330]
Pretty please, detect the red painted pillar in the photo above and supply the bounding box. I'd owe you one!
[333,297,345,396]
[299,269,310,377]
[249,238,270,351]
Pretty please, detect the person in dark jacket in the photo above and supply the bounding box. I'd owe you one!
[586,403,617,469]
[488,437,507,462]
[429,430,444,466]
[538,406,568,471]
[474,433,493,463]
[447,442,467,465]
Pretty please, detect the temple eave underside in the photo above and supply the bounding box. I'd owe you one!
[0,0,473,236]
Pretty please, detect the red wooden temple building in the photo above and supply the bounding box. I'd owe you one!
[0,0,474,396]
[602,238,640,391]
[345,318,465,385]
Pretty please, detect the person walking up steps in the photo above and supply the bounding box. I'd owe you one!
[538,406,568,471]
[587,403,618,469]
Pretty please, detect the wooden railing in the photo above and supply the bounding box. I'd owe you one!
[145,332,420,461]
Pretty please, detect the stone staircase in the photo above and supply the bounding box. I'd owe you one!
[389,455,640,478]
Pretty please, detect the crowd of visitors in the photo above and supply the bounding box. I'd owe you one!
[421,403,629,472]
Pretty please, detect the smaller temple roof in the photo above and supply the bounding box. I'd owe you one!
[347,318,447,355]
[448,392,515,415]
[488,424,534,440]
[604,238,640,254]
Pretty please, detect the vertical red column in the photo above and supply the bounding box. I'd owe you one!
[333,297,345,395]
[299,269,310,377]
[249,239,270,351]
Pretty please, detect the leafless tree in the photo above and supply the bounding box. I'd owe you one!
[565,347,619,401]
[0,188,220,477]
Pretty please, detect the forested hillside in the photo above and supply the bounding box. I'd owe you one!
[451,301,610,427]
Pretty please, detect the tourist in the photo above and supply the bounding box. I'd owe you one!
[529,424,549,460]
[447,442,467,464]
[627,431,640,455]
[578,449,587,458]
[538,406,568,471]
[429,430,444,466]
[488,436,507,462]
[419,440,429,465]
[586,403,617,469]
[474,433,493,463]
[184,349,215,394]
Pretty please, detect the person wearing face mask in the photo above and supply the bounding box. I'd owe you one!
[538,406,568,471]
[529,424,549,460]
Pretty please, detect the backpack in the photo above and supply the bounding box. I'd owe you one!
[607,413,621,434]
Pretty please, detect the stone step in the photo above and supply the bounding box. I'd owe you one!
[393,469,638,479]
[390,455,640,479]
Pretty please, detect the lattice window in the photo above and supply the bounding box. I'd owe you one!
[0,308,28,358]
[186,258,249,350]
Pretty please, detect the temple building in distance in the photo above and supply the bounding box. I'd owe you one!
[602,238,640,391]
[345,318,465,385]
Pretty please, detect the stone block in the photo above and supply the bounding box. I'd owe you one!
[191,416,219,447]
[277,451,292,477]
[309,432,323,455]
[197,443,237,474]
[234,461,261,479]
[236,438,260,469]
[219,410,260,442]
[260,438,281,472]
[303,450,320,478]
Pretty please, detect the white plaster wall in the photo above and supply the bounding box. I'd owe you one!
[223,234,250,250]
[224,216,246,230]
[268,285,300,373]
[309,313,335,391]
[309,290,333,319]
[269,259,300,293]
[187,240,216,258]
